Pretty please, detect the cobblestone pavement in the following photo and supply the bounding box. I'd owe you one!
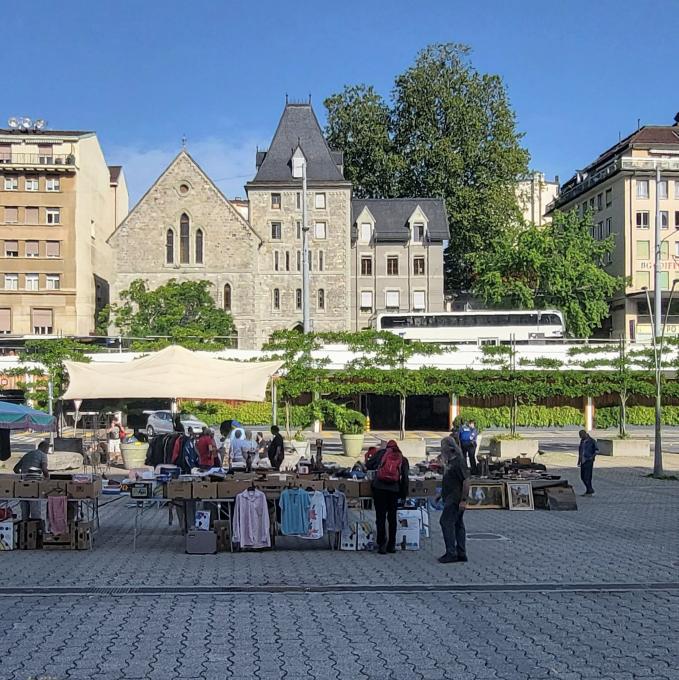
[3,589,679,680]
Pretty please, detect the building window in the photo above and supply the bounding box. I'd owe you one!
[296,251,301,272]
[4,176,18,191]
[660,271,670,289]
[273,288,280,310]
[296,192,301,210]
[295,288,302,310]
[271,193,281,210]
[0,308,10,334]
[45,241,59,258]
[0,144,10,162]
[285,251,290,271]
[605,218,612,237]
[26,241,40,257]
[4,241,18,257]
[413,291,426,311]
[308,250,313,272]
[661,241,670,260]
[314,222,326,239]
[636,211,649,229]
[32,308,53,334]
[318,251,324,271]
[360,291,373,312]
[25,177,38,192]
[636,240,650,259]
[25,273,39,291]
[658,180,668,200]
[605,189,612,207]
[413,256,425,275]
[224,283,232,311]
[596,221,603,240]
[589,198,594,210]
[271,222,282,240]
[359,222,372,243]
[636,271,650,289]
[318,288,325,310]
[675,211,679,229]
[361,256,372,276]
[46,208,60,225]
[25,207,38,225]
[675,242,679,258]
[46,274,61,290]
[385,290,400,310]
[582,201,588,215]
[387,256,399,276]
[596,193,603,211]
[274,251,280,271]
[4,207,17,224]
[412,223,425,243]
[296,221,301,240]
[636,179,649,199]
[46,178,60,192]
[38,145,53,164]
[675,181,679,200]
[4,274,18,290]
[314,193,326,209]
[661,211,669,229]
[165,229,174,264]
[179,213,190,264]
[195,229,203,264]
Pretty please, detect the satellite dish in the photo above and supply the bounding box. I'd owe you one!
[34,119,46,130]
[7,117,18,129]
[20,117,32,129]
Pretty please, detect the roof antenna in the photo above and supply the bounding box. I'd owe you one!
[637,118,641,131]
[285,93,289,105]
[308,93,312,104]
[181,134,187,149]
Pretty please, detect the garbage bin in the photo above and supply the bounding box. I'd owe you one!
[121,441,149,469]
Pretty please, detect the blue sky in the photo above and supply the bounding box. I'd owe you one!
[3,0,676,203]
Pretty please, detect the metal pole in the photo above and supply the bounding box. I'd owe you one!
[302,160,311,333]
[653,165,663,477]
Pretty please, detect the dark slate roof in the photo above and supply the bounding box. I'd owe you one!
[108,165,122,183]
[352,198,449,242]
[249,104,346,184]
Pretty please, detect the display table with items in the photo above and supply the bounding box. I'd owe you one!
[0,473,101,551]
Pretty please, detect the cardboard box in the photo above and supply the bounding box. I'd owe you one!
[292,479,325,491]
[330,480,362,499]
[40,480,68,497]
[359,480,373,498]
[192,481,218,499]
[0,519,20,550]
[0,477,15,498]
[217,480,251,498]
[214,519,231,551]
[19,519,43,550]
[71,520,93,550]
[167,481,193,499]
[395,528,420,551]
[67,481,99,499]
[14,480,40,498]
[42,528,73,550]
[185,529,217,554]
[408,479,439,498]
[356,521,376,551]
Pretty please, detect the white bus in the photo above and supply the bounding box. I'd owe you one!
[374,310,565,345]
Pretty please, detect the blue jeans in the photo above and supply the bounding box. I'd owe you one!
[439,501,466,558]
[580,459,594,493]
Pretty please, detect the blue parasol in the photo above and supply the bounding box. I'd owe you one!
[0,400,57,432]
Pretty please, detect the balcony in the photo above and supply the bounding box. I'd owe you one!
[0,153,75,169]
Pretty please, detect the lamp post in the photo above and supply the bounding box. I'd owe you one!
[301,159,310,333]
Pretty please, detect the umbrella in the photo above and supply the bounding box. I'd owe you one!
[0,400,56,432]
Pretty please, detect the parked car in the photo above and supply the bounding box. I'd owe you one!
[146,411,207,437]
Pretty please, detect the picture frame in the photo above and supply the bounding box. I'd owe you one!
[507,482,534,511]
[467,483,505,509]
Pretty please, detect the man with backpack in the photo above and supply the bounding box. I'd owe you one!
[366,439,409,554]
[458,420,478,475]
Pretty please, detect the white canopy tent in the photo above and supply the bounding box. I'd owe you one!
[62,345,283,403]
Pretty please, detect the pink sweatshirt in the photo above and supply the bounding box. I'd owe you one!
[233,489,270,549]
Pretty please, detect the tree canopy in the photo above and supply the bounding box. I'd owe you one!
[101,279,234,349]
[324,42,530,293]
[472,209,624,337]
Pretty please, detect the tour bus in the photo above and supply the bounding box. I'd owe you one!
[374,310,565,345]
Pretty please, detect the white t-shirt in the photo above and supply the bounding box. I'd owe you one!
[300,490,326,540]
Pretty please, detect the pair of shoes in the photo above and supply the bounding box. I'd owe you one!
[582,491,594,496]
[386,545,396,554]
[378,545,387,555]
[438,554,459,564]
[456,555,468,562]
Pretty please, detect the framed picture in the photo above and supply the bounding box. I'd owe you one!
[507,482,534,511]
[467,484,505,509]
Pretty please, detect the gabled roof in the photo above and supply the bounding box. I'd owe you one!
[248,103,347,185]
[351,198,449,242]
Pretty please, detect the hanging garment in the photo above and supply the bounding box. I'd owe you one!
[233,489,270,549]
[323,490,349,533]
[300,490,326,540]
[0,428,11,461]
[47,495,68,535]
[279,488,311,536]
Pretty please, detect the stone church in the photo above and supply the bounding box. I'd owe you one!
[109,102,448,348]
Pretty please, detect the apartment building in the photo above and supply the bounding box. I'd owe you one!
[0,126,127,336]
[547,121,679,340]
[517,171,559,226]
[350,198,447,330]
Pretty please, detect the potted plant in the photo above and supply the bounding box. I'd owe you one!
[334,405,367,458]
[488,432,538,460]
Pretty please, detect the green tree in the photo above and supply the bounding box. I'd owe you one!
[324,42,529,293]
[473,209,624,337]
[102,279,234,350]
[324,85,399,199]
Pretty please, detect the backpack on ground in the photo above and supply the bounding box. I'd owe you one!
[459,426,472,445]
[377,448,403,483]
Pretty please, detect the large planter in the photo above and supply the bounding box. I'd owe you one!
[340,433,365,458]
[597,438,650,457]
[121,442,149,470]
[380,438,426,460]
[488,438,539,460]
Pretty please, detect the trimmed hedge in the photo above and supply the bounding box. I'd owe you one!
[458,406,584,429]
[595,406,679,428]
[183,401,309,427]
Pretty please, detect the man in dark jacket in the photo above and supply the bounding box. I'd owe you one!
[366,440,409,555]
[438,432,471,564]
[578,430,599,495]
[268,425,285,470]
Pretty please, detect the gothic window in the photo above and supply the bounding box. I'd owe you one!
[179,213,190,264]
[195,229,204,264]
[166,229,174,264]
[224,283,232,311]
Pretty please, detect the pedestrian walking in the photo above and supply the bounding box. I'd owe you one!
[366,440,409,554]
[438,432,471,564]
[578,429,599,495]
[459,420,478,475]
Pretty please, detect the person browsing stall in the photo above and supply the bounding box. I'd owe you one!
[196,427,219,469]
[366,440,409,555]
[578,429,599,496]
[14,439,49,520]
[268,425,284,470]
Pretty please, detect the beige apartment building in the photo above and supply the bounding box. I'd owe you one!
[517,171,559,226]
[547,123,679,340]
[0,126,127,336]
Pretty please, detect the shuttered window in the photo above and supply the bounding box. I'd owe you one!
[32,308,53,334]
[0,308,11,333]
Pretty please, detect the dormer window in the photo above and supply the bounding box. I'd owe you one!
[412,223,425,243]
[359,222,372,243]
[291,146,306,179]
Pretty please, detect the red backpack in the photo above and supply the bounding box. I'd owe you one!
[377,448,403,483]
